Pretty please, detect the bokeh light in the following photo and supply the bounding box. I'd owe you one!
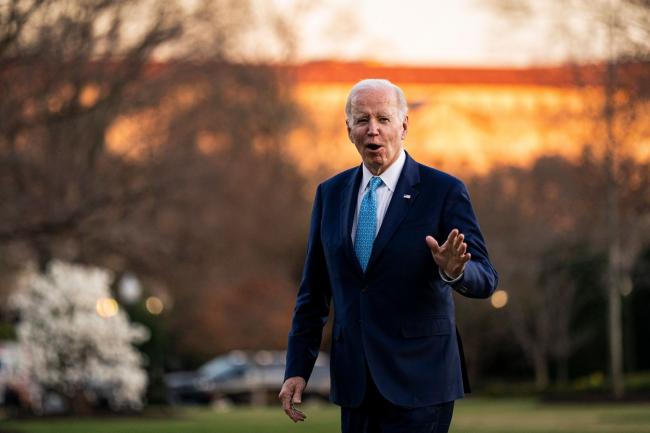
[145,296,164,315]
[96,297,119,318]
[490,290,509,309]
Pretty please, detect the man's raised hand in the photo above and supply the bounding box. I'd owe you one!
[425,229,471,279]
[279,376,307,422]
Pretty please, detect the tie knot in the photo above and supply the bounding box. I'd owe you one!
[368,176,383,192]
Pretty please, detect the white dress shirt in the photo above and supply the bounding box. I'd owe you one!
[351,148,463,283]
[351,149,406,243]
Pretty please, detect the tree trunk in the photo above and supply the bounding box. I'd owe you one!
[533,349,549,391]
[604,55,625,399]
[556,357,569,387]
[68,390,94,416]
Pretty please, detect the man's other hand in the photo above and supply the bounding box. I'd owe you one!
[279,376,307,422]
[425,228,471,279]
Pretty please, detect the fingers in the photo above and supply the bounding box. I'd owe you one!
[290,404,307,422]
[457,235,466,255]
[280,391,291,415]
[453,231,470,264]
[447,229,467,256]
[455,251,471,265]
[446,228,459,247]
[428,230,472,277]
[453,232,464,251]
[449,236,471,275]
[429,230,465,255]
[292,382,303,405]
[291,380,306,422]
[425,235,440,253]
[279,377,307,423]
[279,386,292,417]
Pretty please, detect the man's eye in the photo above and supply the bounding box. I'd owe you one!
[379,117,390,123]
[356,118,368,124]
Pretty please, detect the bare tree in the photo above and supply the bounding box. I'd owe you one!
[467,158,575,389]
[0,0,311,366]
[469,155,605,390]
[487,0,650,397]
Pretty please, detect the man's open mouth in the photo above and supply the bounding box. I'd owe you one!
[366,144,381,150]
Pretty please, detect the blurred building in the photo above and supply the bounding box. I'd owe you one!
[285,61,650,178]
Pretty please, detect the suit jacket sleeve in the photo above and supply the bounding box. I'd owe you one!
[284,184,332,382]
[441,180,498,299]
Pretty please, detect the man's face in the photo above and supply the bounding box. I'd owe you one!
[347,87,408,175]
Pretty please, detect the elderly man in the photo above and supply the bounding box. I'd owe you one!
[279,79,498,433]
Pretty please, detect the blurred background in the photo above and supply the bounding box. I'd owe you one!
[0,0,649,429]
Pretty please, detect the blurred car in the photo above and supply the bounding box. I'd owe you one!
[165,350,330,405]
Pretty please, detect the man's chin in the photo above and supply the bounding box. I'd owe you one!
[363,157,386,174]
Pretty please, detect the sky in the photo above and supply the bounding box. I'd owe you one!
[243,0,610,66]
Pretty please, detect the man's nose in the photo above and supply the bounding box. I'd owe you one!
[366,118,379,135]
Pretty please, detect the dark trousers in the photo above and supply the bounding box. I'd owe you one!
[340,370,454,433]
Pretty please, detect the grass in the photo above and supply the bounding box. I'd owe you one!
[1,398,649,433]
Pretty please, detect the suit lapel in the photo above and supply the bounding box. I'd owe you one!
[366,153,421,272]
[340,165,364,275]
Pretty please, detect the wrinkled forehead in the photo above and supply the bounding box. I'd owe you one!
[349,88,400,115]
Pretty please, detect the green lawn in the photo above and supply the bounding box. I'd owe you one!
[1,398,649,433]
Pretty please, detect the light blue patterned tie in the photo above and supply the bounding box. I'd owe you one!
[355,176,383,272]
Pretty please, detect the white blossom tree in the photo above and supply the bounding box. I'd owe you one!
[10,260,149,412]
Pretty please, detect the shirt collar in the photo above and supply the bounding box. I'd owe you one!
[360,148,406,192]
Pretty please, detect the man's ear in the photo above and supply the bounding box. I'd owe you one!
[401,115,409,140]
[346,120,353,141]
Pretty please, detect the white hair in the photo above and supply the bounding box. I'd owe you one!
[345,79,408,122]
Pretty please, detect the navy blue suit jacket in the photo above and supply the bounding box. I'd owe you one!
[285,153,498,408]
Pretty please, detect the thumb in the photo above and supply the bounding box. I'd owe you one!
[425,235,440,253]
[292,384,303,404]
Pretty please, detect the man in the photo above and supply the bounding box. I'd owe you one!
[279,79,498,433]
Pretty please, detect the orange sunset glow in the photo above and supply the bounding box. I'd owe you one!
[106,61,650,179]
[285,62,650,178]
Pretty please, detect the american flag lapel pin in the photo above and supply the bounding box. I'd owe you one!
[403,194,411,199]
